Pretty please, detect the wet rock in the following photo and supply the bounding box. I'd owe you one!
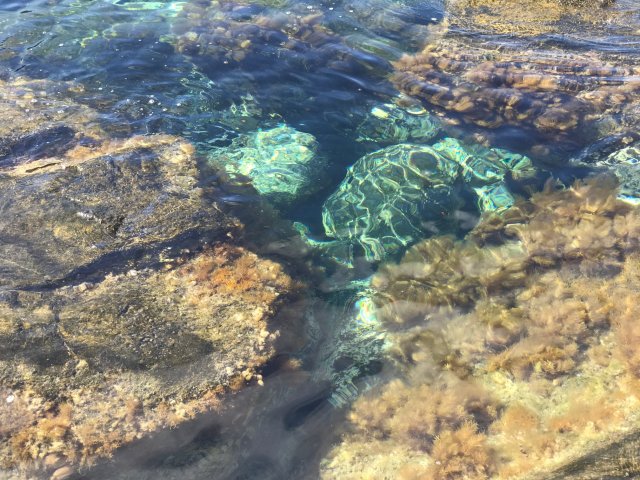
[295,137,535,265]
[0,76,107,166]
[321,177,640,479]
[392,34,640,159]
[208,125,327,207]
[0,245,296,475]
[0,134,238,289]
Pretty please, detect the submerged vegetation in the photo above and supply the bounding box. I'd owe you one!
[322,177,640,479]
[0,0,639,478]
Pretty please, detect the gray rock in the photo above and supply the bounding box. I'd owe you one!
[0,135,235,289]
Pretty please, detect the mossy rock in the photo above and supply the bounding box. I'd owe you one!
[0,245,296,476]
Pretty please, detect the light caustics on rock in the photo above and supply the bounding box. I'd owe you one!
[208,125,327,207]
[295,137,536,266]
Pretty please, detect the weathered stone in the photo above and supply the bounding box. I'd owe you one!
[0,245,296,475]
[0,134,237,289]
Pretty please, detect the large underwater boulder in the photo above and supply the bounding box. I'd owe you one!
[296,137,535,265]
[208,125,327,207]
[592,141,640,204]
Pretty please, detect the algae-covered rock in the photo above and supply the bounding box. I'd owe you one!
[392,34,640,157]
[447,0,618,36]
[0,245,296,476]
[296,137,535,265]
[0,134,237,289]
[321,177,640,480]
[0,76,107,166]
[208,125,327,206]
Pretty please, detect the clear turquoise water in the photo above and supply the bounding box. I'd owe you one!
[1,0,640,478]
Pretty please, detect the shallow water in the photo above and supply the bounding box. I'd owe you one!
[1,0,640,479]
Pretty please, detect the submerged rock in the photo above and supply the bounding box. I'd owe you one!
[0,76,107,166]
[170,0,394,126]
[0,134,238,289]
[208,125,327,207]
[0,245,296,476]
[325,0,442,52]
[321,176,640,479]
[295,137,535,265]
[392,33,640,159]
[355,101,442,146]
[592,141,640,204]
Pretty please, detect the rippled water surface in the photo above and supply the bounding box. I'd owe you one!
[1,0,640,479]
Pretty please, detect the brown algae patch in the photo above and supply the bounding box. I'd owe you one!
[0,245,297,477]
[392,36,640,154]
[321,177,640,479]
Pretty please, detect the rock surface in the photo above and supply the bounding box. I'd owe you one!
[208,125,326,206]
[0,84,299,477]
[296,137,535,265]
[447,0,620,36]
[0,245,295,476]
[0,76,107,167]
[0,134,237,289]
